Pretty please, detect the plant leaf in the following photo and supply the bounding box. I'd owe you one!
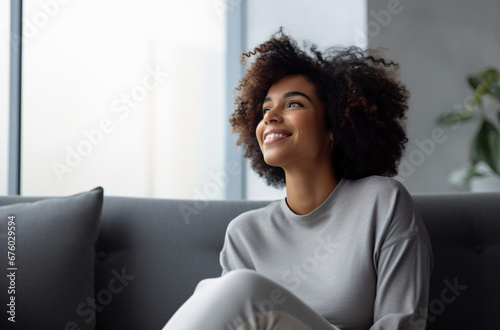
[436,109,478,125]
[470,119,500,174]
[467,68,500,103]
[467,68,498,88]
[489,79,500,102]
[468,72,493,108]
[448,164,483,186]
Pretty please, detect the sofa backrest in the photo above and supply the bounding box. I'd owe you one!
[1,192,499,329]
[411,193,500,329]
[94,197,269,329]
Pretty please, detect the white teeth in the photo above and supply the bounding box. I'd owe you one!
[265,133,287,141]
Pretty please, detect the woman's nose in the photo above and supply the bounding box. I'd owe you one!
[264,108,281,124]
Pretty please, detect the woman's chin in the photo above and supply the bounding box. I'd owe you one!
[263,155,286,168]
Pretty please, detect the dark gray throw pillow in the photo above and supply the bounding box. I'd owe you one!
[0,187,103,330]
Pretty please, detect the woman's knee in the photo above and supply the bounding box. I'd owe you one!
[221,269,288,307]
[221,269,276,292]
[223,269,262,282]
[193,270,264,295]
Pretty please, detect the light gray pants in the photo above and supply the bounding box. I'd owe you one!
[162,269,337,330]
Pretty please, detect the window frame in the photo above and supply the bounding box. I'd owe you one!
[8,0,22,195]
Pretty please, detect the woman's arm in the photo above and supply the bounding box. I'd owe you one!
[371,184,433,329]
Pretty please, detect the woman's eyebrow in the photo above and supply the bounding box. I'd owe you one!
[263,91,312,104]
[283,91,312,101]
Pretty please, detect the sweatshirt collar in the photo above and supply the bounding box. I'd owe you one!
[279,177,346,222]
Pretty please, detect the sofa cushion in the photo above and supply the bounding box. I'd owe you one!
[0,187,103,330]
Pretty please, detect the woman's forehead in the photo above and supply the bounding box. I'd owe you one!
[265,74,317,98]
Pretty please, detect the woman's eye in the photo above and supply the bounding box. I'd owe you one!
[288,101,301,108]
[262,108,270,114]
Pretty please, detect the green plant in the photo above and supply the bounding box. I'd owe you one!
[436,68,500,186]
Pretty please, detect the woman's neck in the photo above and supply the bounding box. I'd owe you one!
[284,162,339,216]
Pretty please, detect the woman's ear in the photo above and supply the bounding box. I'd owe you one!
[328,132,334,145]
[328,132,335,150]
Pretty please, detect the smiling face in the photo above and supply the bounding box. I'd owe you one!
[255,74,333,170]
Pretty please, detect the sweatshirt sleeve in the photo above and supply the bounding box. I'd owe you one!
[219,217,256,276]
[370,184,433,329]
[219,235,235,276]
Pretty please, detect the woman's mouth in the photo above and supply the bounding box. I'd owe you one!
[264,132,292,144]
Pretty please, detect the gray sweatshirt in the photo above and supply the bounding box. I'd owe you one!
[220,175,433,329]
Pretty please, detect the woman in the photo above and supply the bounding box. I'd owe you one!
[163,29,432,330]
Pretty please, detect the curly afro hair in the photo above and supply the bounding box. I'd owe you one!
[229,28,409,188]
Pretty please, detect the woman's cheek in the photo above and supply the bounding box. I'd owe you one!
[255,122,264,145]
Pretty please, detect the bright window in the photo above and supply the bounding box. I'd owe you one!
[21,0,227,198]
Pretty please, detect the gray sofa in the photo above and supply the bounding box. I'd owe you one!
[1,190,499,329]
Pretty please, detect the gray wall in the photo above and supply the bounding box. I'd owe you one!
[368,0,500,193]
